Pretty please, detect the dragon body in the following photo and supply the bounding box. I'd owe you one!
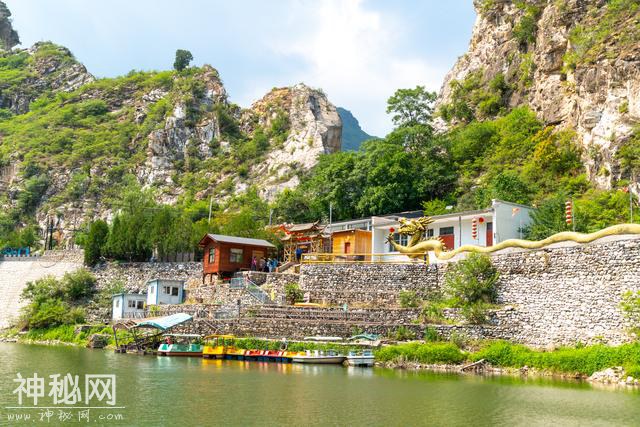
[388,217,640,261]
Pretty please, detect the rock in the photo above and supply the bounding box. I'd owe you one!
[87,333,110,349]
[437,0,640,190]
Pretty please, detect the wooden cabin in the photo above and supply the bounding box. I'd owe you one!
[198,234,276,282]
[331,229,372,260]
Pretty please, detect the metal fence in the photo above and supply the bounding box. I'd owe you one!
[301,252,429,264]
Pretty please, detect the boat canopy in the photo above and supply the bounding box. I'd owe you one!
[134,313,193,331]
[348,333,380,341]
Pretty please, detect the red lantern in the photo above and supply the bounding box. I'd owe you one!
[389,227,395,233]
[478,217,485,223]
[565,200,573,225]
[471,218,478,240]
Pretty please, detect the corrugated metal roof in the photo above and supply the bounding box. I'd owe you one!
[207,234,276,248]
[135,313,192,331]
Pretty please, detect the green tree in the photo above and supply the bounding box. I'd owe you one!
[84,220,108,266]
[386,86,437,128]
[173,49,193,72]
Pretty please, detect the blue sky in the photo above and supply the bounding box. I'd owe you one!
[5,0,476,136]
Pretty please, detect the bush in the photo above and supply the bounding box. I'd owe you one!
[391,326,416,341]
[284,283,303,305]
[444,253,499,307]
[62,269,96,300]
[621,290,640,336]
[399,290,420,308]
[375,342,465,364]
[84,220,109,266]
[423,327,442,342]
[420,300,447,324]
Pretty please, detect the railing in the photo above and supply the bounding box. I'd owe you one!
[229,275,275,304]
[301,252,429,264]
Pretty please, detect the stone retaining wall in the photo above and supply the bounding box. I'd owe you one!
[298,237,640,347]
[91,262,201,293]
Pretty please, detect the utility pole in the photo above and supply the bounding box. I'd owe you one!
[329,203,333,254]
[207,196,213,224]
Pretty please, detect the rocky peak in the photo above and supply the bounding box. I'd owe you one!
[439,0,640,189]
[0,42,94,114]
[0,1,19,51]
[244,83,342,200]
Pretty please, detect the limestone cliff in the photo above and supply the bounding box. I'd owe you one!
[0,1,19,51]
[438,0,640,189]
[241,84,342,200]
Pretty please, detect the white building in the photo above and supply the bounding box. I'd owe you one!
[146,279,185,306]
[112,293,147,320]
[371,199,534,263]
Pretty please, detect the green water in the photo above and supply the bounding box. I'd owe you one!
[0,343,639,426]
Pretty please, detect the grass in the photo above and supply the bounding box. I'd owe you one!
[375,340,640,376]
[8,324,125,347]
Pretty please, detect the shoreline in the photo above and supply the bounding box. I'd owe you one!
[2,334,638,389]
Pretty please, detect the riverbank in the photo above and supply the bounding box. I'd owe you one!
[3,325,639,387]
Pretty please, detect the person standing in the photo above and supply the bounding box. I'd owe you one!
[251,256,257,271]
[295,247,303,263]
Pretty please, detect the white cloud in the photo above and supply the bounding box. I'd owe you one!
[267,0,446,136]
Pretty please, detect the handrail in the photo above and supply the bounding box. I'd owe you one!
[301,252,430,264]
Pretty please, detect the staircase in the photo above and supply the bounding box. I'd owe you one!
[230,275,275,305]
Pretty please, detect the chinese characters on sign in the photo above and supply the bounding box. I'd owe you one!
[12,373,116,406]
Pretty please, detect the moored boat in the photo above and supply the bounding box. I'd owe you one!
[291,350,346,364]
[202,334,236,359]
[157,334,204,357]
[346,350,375,367]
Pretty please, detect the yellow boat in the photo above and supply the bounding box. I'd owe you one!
[202,334,237,359]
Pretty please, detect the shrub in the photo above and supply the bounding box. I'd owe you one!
[621,290,640,337]
[284,283,303,305]
[391,326,416,341]
[375,342,465,364]
[84,220,109,266]
[444,253,499,307]
[421,300,447,324]
[399,290,420,308]
[62,269,96,300]
[423,327,442,342]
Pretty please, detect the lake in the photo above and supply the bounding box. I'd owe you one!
[0,343,638,426]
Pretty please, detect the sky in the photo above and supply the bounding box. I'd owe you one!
[5,0,476,137]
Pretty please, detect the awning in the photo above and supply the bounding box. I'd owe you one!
[133,313,193,331]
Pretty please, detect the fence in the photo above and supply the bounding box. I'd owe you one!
[301,252,429,264]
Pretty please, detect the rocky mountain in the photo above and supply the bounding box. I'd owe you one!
[438,0,640,190]
[336,107,375,151]
[0,0,342,243]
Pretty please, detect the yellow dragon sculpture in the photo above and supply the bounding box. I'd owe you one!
[387,216,640,261]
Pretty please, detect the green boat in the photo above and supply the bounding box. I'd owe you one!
[157,333,203,357]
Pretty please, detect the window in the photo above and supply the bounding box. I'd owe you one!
[171,287,179,296]
[230,248,243,263]
[426,229,434,238]
[163,286,171,295]
[439,227,454,235]
[150,286,154,295]
[136,300,144,310]
[388,233,408,252]
[115,299,120,308]
[128,300,136,308]
[208,247,216,264]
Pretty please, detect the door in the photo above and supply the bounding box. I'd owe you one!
[486,222,493,246]
[439,227,455,250]
[344,242,351,254]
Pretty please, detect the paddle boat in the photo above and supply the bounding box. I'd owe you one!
[291,350,346,364]
[202,334,237,359]
[157,334,203,357]
[346,350,375,367]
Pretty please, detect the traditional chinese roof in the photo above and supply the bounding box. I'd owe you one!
[198,233,276,248]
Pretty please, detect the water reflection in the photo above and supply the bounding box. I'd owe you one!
[1,343,639,427]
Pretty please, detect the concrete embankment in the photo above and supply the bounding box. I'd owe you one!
[0,256,83,328]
